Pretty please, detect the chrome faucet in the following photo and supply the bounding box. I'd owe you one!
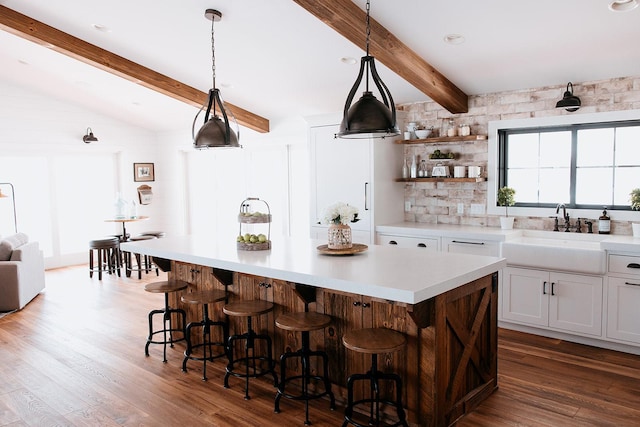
[556,203,571,232]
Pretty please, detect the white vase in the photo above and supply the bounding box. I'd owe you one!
[632,223,640,238]
[500,216,515,230]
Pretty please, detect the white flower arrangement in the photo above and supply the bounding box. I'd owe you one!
[323,202,359,225]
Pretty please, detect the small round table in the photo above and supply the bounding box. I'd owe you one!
[104,216,149,241]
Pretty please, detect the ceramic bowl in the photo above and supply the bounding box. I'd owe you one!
[415,129,431,139]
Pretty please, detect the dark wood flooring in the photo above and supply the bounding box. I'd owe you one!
[1,265,639,426]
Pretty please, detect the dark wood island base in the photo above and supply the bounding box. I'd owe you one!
[169,261,498,427]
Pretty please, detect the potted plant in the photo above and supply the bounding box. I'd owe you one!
[497,186,516,230]
[630,188,640,237]
[323,202,359,249]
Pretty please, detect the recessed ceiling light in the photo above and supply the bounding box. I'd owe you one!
[609,0,638,11]
[92,23,112,33]
[220,82,235,89]
[340,57,357,65]
[443,34,465,45]
[17,59,29,65]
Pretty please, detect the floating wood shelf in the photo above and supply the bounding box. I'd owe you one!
[396,177,487,183]
[396,135,487,145]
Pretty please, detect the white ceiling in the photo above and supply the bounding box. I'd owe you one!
[1,0,639,133]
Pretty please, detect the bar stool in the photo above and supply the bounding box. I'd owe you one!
[223,300,278,400]
[124,235,158,279]
[181,289,229,381]
[342,328,408,427]
[88,237,120,280]
[274,312,335,425]
[144,280,188,363]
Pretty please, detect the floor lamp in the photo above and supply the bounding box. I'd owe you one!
[0,182,17,234]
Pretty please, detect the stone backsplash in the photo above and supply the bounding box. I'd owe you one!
[398,76,640,235]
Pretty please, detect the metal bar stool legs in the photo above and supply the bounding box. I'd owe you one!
[181,290,228,381]
[223,300,278,400]
[274,312,335,425]
[342,328,408,427]
[144,280,188,363]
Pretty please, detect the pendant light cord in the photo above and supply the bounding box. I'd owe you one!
[364,0,371,92]
[210,16,216,90]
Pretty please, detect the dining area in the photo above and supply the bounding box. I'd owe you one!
[89,212,162,280]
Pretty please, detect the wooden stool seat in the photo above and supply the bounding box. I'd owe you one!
[145,279,188,294]
[276,312,332,332]
[342,328,408,427]
[274,311,335,425]
[144,280,188,363]
[181,289,228,381]
[223,299,277,400]
[342,328,406,354]
[223,300,274,317]
[181,289,227,305]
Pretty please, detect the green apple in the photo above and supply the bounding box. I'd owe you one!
[237,235,244,242]
[244,233,251,242]
[249,235,258,243]
[258,234,267,243]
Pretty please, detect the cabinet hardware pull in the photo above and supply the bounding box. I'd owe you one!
[362,302,370,308]
[389,240,398,245]
[417,243,427,248]
[551,282,556,296]
[190,268,200,274]
[451,240,485,245]
[627,263,640,269]
[259,282,271,288]
[364,182,369,211]
[543,281,547,295]
[353,301,361,307]
[625,282,640,286]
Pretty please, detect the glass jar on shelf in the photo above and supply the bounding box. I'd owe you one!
[418,159,428,177]
[447,120,457,137]
[459,124,470,137]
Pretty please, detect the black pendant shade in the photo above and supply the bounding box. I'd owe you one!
[337,1,399,139]
[192,9,240,149]
[193,88,239,149]
[555,82,581,112]
[338,56,399,139]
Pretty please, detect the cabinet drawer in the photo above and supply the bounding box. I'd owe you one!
[377,234,439,251]
[608,254,640,276]
[442,237,500,257]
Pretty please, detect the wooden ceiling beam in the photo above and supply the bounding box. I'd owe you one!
[292,0,468,114]
[0,5,269,133]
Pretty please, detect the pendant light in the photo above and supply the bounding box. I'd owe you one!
[193,9,240,149]
[337,0,399,139]
[83,127,98,143]
[555,82,581,112]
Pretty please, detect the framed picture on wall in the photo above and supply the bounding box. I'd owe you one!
[133,163,155,182]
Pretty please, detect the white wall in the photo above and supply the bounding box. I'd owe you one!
[0,80,310,268]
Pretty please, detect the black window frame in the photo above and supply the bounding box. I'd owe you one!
[498,119,640,211]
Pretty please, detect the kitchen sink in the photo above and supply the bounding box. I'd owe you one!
[501,230,606,274]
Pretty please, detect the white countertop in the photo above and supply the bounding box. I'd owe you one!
[376,222,518,242]
[121,234,506,304]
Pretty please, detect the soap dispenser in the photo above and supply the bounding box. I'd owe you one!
[598,208,610,234]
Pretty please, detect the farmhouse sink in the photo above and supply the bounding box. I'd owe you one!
[502,230,606,274]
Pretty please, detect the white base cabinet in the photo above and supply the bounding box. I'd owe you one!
[606,253,640,345]
[377,234,439,251]
[442,237,500,257]
[502,267,603,337]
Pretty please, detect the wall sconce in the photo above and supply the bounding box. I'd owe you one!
[555,82,581,112]
[0,182,18,234]
[83,127,98,143]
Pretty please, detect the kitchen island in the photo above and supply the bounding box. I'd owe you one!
[122,234,506,426]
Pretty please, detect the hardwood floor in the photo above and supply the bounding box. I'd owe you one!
[1,265,639,426]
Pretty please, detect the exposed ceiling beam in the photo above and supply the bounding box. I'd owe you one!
[292,0,468,114]
[0,5,270,133]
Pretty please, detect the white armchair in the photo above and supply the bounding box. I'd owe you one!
[0,234,45,312]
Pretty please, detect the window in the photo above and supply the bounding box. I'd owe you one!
[498,121,640,211]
